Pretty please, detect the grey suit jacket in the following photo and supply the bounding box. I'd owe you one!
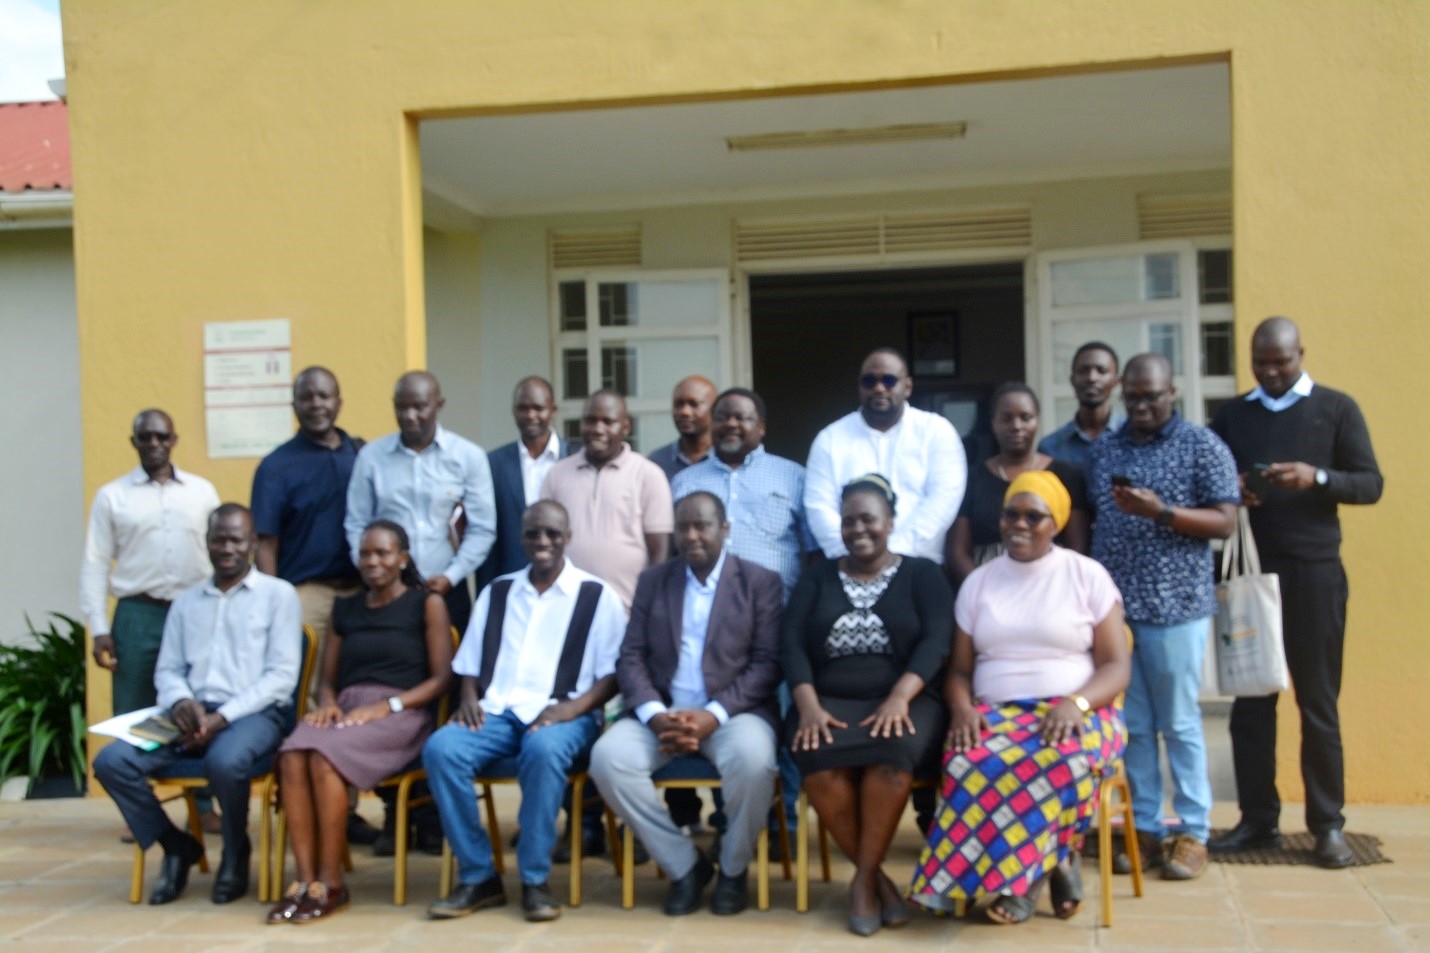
[617,553,784,729]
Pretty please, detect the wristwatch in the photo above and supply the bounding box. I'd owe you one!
[1070,695,1092,714]
[387,696,405,714]
[1315,468,1329,487]
[1155,506,1176,527]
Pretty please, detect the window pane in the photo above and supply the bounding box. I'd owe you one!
[1204,397,1232,421]
[563,348,589,399]
[1201,321,1235,376]
[627,416,643,453]
[598,283,633,327]
[601,344,638,395]
[1148,321,1183,375]
[597,278,722,328]
[1051,318,1144,378]
[1199,249,1233,304]
[1144,253,1180,300]
[559,281,587,332]
[1050,253,1181,308]
[563,418,582,442]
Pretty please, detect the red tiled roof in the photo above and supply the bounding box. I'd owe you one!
[0,101,71,192]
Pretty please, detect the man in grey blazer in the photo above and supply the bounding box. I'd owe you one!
[590,492,783,917]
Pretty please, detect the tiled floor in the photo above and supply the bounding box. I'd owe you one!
[1,788,1427,953]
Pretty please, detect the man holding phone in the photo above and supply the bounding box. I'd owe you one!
[1209,317,1383,868]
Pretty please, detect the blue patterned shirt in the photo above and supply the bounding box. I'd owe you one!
[1089,414,1240,625]
[671,445,815,601]
[1038,414,1124,470]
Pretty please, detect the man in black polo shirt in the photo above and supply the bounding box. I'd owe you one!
[1209,317,1383,868]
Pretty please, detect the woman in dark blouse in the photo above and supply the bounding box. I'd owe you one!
[784,474,954,937]
[947,382,1088,587]
[267,520,452,925]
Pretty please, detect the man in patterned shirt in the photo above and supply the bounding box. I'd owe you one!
[1089,353,1239,881]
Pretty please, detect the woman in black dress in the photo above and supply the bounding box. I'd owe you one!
[946,382,1089,587]
[267,520,452,925]
[784,474,954,937]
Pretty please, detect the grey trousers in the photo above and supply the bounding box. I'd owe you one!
[590,713,776,881]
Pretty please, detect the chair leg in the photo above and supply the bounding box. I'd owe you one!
[481,784,505,876]
[257,776,274,903]
[605,808,622,873]
[1099,781,1115,927]
[622,823,635,909]
[129,843,144,904]
[795,789,808,913]
[440,840,453,898]
[394,776,412,906]
[1119,776,1145,896]
[757,827,770,911]
[774,777,793,881]
[274,807,287,897]
[569,775,585,908]
[183,791,210,873]
[342,840,353,872]
[817,815,831,882]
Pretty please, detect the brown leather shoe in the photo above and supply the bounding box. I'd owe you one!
[1161,834,1209,880]
[292,882,350,924]
[1112,831,1164,874]
[266,881,308,924]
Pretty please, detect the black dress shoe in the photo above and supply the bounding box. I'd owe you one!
[211,842,250,904]
[709,869,748,916]
[1209,820,1284,854]
[428,876,507,919]
[522,882,561,921]
[552,826,607,863]
[663,852,714,916]
[1314,829,1354,869]
[346,811,381,846]
[148,834,204,905]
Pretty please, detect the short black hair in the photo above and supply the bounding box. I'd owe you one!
[208,502,251,527]
[1071,341,1119,371]
[991,381,1040,414]
[675,490,727,524]
[714,387,766,422]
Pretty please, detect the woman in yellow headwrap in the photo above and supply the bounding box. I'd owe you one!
[909,471,1131,926]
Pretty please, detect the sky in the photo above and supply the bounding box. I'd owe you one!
[0,0,64,103]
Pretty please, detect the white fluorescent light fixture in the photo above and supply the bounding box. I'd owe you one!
[727,121,967,152]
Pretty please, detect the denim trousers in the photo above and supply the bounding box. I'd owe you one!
[1124,617,1213,842]
[422,710,599,887]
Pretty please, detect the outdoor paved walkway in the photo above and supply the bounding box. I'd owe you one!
[1,789,1427,952]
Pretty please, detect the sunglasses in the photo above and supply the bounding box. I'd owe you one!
[1000,507,1050,527]
[522,528,564,541]
[860,373,902,390]
[133,431,175,445]
[1122,391,1168,407]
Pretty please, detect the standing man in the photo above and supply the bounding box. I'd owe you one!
[475,376,576,591]
[1090,353,1239,881]
[647,376,718,481]
[81,409,220,718]
[1208,317,1382,868]
[591,492,784,916]
[345,371,496,634]
[1039,341,1123,469]
[93,504,302,905]
[804,348,966,562]
[424,501,627,922]
[541,389,673,610]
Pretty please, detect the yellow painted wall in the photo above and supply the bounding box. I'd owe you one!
[63,1,1430,802]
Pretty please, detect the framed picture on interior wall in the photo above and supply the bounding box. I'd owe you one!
[908,311,959,378]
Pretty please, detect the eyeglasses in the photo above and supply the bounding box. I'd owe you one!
[134,431,174,444]
[522,528,564,541]
[1122,391,1168,407]
[860,373,902,390]
[1000,507,1050,527]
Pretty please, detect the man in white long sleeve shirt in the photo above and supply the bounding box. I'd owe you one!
[803,348,966,562]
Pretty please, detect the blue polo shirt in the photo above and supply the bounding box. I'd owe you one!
[251,429,362,585]
[1089,414,1239,625]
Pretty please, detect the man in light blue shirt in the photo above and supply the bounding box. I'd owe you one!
[1038,341,1124,470]
[94,503,302,906]
[345,371,496,633]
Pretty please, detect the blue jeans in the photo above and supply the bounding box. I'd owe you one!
[422,710,600,887]
[1125,617,1213,842]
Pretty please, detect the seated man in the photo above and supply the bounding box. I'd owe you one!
[590,492,783,916]
[94,503,302,905]
[423,500,626,922]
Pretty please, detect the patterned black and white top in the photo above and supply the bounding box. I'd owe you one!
[825,558,901,658]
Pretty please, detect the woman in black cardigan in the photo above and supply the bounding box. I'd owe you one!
[784,474,954,937]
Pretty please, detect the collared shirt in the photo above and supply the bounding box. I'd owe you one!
[647,440,707,482]
[1037,413,1126,470]
[635,550,730,726]
[671,445,815,600]
[344,424,497,584]
[804,406,967,562]
[153,568,302,723]
[79,465,221,636]
[1089,414,1241,625]
[518,430,563,506]
[250,429,362,585]
[452,561,626,723]
[1246,372,1315,413]
[540,445,674,609]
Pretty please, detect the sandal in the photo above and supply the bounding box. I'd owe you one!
[1049,851,1084,920]
[986,892,1037,925]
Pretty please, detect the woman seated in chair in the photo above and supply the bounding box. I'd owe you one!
[910,471,1129,925]
[784,474,954,937]
[267,520,453,924]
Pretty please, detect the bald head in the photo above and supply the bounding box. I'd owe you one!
[1250,316,1306,398]
[393,371,444,449]
[1121,353,1176,436]
[1252,316,1301,350]
[293,366,342,442]
[396,371,441,400]
[671,375,717,442]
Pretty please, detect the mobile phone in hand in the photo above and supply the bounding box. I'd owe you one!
[1111,474,1134,488]
[1245,463,1271,497]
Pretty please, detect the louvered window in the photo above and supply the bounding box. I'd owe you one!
[549,226,643,269]
[734,207,1032,263]
[1136,193,1232,240]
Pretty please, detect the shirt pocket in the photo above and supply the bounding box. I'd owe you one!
[756,492,794,540]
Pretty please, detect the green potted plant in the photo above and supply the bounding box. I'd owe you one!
[0,613,88,798]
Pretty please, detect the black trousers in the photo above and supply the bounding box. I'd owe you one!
[1227,557,1348,834]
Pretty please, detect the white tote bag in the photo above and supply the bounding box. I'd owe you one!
[1214,508,1290,696]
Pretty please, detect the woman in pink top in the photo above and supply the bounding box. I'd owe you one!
[910,470,1130,926]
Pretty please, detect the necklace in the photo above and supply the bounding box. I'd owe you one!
[994,455,1045,482]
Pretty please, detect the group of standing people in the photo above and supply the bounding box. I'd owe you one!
[81,314,1380,935]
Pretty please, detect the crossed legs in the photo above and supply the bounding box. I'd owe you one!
[802,764,911,924]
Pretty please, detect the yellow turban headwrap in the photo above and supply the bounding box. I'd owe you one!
[1004,470,1072,532]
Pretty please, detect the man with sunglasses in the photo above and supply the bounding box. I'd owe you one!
[1088,354,1240,882]
[804,348,966,563]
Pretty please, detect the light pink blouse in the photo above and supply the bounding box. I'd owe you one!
[955,546,1122,705]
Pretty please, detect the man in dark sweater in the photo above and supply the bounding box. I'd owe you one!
[1208,317,1383,869]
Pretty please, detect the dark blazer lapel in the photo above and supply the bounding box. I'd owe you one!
[663,560,686,670]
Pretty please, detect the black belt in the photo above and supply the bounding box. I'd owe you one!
[123,593,173,609]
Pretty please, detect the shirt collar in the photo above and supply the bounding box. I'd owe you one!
[1246,372,1315,412]
[1071,414,1125,444]
[1117,411,1182,444]
[298,426,353,450]
[518,559,583,598]
[712,444,765,472]
[579,443,630,469]
[129,464,190,486]
[685,548,727,592]
[526,430,561,462]
[204,566,257,595]
[391,424,450,454]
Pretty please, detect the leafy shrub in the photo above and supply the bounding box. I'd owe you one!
[0,614,87,794]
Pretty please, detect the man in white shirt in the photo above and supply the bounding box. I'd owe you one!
[93,504,302,906]
[590,492,784,917]
[423,500,626,923]
[804,348,966,562]
[81,409,220,718]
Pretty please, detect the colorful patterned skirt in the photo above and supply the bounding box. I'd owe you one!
[909,698,1125,911]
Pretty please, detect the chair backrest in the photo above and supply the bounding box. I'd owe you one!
[293,625,318,719]
[436,625,460,725]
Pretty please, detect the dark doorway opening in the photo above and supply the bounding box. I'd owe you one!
[750,262,1026,462]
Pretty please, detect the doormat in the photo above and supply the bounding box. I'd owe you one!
[1084,829,1391,867]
